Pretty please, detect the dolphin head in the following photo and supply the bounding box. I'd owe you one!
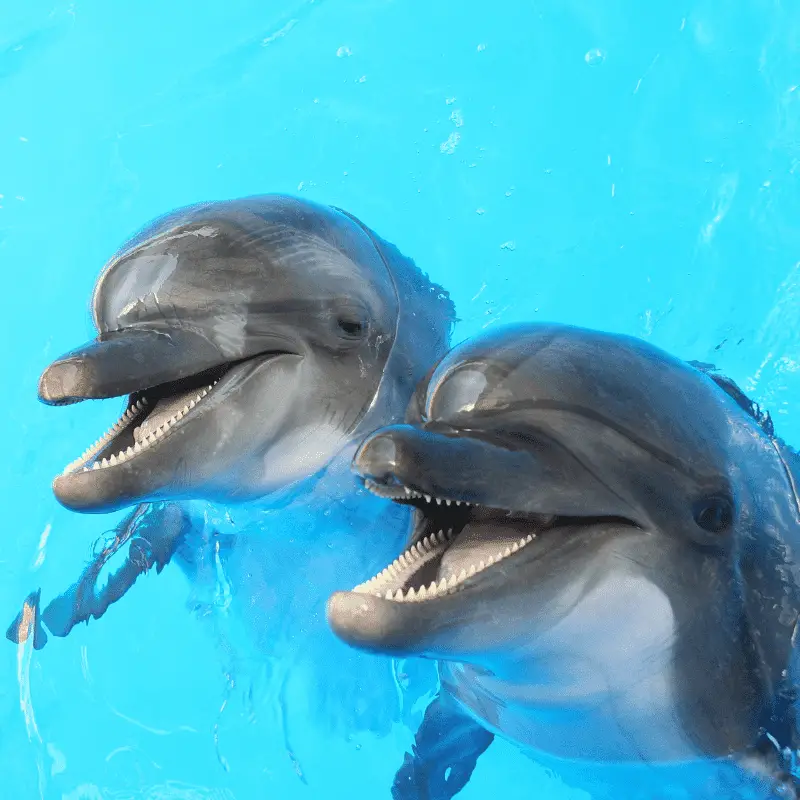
[327,323,796,684]
[42,195,455,512]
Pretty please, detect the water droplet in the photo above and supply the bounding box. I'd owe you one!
[476,208,485,215]
[500,241,516,251]
[337,45,352,58]
[585,48,605,66]
[446,96,456,105]
[477,43,486,52]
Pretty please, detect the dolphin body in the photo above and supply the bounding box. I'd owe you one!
[328,322,800,799]
[8,195,456,672]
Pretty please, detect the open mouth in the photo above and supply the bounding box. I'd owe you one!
[58,354,269,479]
[351,478,564,603]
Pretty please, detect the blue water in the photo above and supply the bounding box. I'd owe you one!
[3,1,800,797]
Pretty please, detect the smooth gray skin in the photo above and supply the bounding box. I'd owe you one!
[39,193,453,512]
[328,322,800,795]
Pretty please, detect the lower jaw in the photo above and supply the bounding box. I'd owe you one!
[52,465,162,512]
[49,355,277,510]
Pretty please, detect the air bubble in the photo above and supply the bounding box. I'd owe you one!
[585,48,605,66]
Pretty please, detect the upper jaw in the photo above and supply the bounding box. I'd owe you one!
[38,328,232,405]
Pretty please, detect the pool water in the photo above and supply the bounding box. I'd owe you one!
[2,1,800,798]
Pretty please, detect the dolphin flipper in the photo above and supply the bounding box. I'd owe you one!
[39,501,193,639]
[6,589,48,650]
[392,693,494,800]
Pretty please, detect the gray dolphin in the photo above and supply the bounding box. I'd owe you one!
[328,322,800,800]
[8,194,455,645]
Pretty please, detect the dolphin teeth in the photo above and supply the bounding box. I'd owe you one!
[393,589,405,601]
[435,497,442,505]
[437,578,448,593]
[458,568,467,582]
[445,499,451,506]
[404,487,411,495]
[417,585,428,600]
[384,590,394,600]
[447,574,459,589]
[406,587,416,600]
[479,560,485,571]
[467,564,477,577]
[455,500,461,506]
[64,394,155,475]
[511,542,519,553]
[526,534,534,542]
[424,494,432,504]
[503,546,512,558]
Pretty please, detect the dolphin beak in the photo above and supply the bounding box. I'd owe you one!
[38,328,231,405]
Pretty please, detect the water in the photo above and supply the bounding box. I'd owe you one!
[2,0,800,797]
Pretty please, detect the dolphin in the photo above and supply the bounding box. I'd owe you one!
[9,194,456,647]
[327,322,800,800]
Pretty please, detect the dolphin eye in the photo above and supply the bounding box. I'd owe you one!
[693,497,733,533]
[336,316,367,339]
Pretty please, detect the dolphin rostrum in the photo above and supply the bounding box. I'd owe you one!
[328,322,800,799]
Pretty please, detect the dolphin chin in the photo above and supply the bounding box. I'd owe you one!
[50,350,289,512]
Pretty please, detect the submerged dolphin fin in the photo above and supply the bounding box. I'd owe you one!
[6,589,48,650]
[35,502,192,640]
[392,693,494,800]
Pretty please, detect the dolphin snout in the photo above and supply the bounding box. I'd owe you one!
[353,426,402,485]
[39,357,89,405]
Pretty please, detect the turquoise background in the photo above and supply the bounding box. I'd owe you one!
[2,1,800,797]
